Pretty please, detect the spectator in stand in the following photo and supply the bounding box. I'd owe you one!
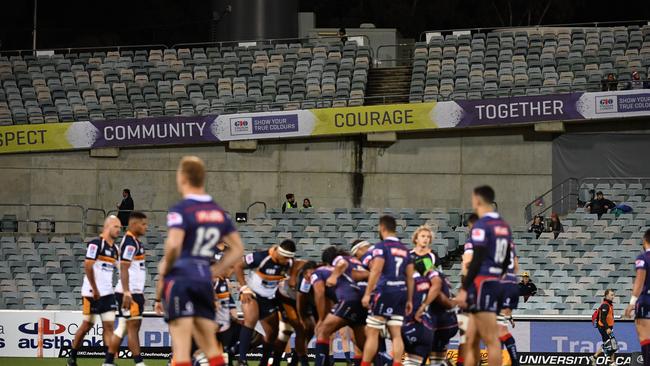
[550,212,564,239]
[518,272,538,303]
[602,73,618,91]
[281,193,298,213]
[528,215,545,239]
[585,191,615,219]
[117,188,134,227]
[628,71,644,90]
[338,27,348,43]
[302,198,312,210]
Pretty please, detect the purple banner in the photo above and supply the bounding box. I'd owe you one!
[455,93,584,127]
[228,114,299,136]
[90,115,219,148]
[616,93,650,113]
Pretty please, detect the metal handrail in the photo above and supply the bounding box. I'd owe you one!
[172,34,374,58]
[524,178,579,222]
[375,43,415,67]
[418,19,650,42]
[0,203,86,234]
[246,201,268,219]
[579,177,650,187]
[0,43,170,57]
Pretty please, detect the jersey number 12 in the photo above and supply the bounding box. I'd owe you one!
[192,227,221,257]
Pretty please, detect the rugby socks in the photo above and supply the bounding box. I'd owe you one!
[345,351,352,363]
[209,355,226,366]
[641,339,650,366]
[104,352,115,364]
[392,362,403,366]
[361,361,372,366]
[500,333,520,366]
[175,362,192,366]
[315,339,330,366]
[70,348,78,360]
[259,342,273,366]
[298,354,310,366]
[238,325,254,363]
[133,354,144,364]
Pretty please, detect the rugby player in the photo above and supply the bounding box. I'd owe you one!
[401,272,435,366]
[105,211,149,366]
[457,213,479,366]
[361,215,415,366]
[314,247,369,366]
[454,186,511,366]
[409,225,438,276]
[233,239,299,366]
[625,229,650,366]
[154,156,244,366]
[419,269,457,366]
[498,240,520,366]
[67,215,121,366]
[592,289,617,366]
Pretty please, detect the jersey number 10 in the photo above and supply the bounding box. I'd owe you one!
[494,238,508,264]
[192,227,221,257]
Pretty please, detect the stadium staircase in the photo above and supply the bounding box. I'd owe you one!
[360,66,412,105]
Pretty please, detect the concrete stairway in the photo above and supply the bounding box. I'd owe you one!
[364,66,412,105]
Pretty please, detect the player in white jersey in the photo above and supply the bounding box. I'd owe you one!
[104,211,149,366]
[67,216,121,366]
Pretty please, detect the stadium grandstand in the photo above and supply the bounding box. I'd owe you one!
[3,1,650,366]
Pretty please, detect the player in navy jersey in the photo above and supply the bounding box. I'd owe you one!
[313,247,369,366]
[454,185,511,366]
[67,216,121,366]
[361,215,415,366]
[625,229,650,366]
[418,269,457,366]
[498,241,520,366]
[401,273,434,366]
[457,213,478,366]
[233,239,299,366]
[409,225,439,276]
[105,211,149,366]
[154,156,244,366]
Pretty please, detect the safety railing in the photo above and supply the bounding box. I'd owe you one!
[0,43,170,57]
[0,203,86,234]
[105,209,171,229]
[374,43,415,68]
[579,177,650,188]
[246,201,268,219]
[172,34,374,58]
[418,19,650,42]
[524,178,579,223]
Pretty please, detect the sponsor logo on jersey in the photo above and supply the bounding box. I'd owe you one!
[390,248,408,257]
[494,226,510,236]
[86,243,98,258]
[195,210,224,223]
[471,228,485,241]
[166,212,183,227]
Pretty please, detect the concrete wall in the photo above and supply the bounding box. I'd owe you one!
[0,133,551,226]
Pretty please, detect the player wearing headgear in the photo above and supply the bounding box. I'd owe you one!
[454,185,511,366]
[154,156,244,366]
[314,246,369,366]
[409,225,439,276]
[233,239,299,366]
[625,229,650,366]
[361,215,415,366]
[105,211,149,366]
[67,215,121,366]
[418,269,457,366]
[457,213,479,366]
